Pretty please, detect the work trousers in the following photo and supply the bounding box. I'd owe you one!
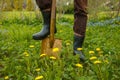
[36,0,87,36]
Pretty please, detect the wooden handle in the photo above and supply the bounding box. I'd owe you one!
[49,0,56,48]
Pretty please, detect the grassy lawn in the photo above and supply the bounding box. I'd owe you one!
[0,11,120,80]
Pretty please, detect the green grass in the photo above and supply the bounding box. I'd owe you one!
[0,11,120,80]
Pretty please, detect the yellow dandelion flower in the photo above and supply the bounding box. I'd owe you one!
[75,63,83,68]
[50,56,56,60]
[86,29,88,31]
[23,51,29,57]
[104,60,109,64]
[25,54,29,57]
[23,51,27,55]
[40,54,46,57]
[59,30,63,33]
[89,51,95,54]
[35,68,40,72]
[4,76,9,80]
[77,48,83,51]
[0,22,2,25]
[52,48,59,52]
[96,48,101,51]
[89,56,97,60]
[29,45,35,48]
[94,60,102,64]
[35,76,43,80]
[66,43,70,46]
[100,54,103,57]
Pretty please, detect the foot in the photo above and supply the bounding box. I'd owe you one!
[32,25,50,40]
[32,26,57,40]
[74,50,86,62]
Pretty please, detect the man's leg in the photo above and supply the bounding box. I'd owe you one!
[73,0,88,62]
[35,0,51,11]
[33,0,56,40]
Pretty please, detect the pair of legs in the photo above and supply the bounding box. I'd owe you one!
[33,0,88,62]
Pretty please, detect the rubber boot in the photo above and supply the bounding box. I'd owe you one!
[73,35,85,62]
[32,11,56,40]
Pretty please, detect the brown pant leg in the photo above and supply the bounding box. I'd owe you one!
[36,0,52,11]
[74,0,88,37]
